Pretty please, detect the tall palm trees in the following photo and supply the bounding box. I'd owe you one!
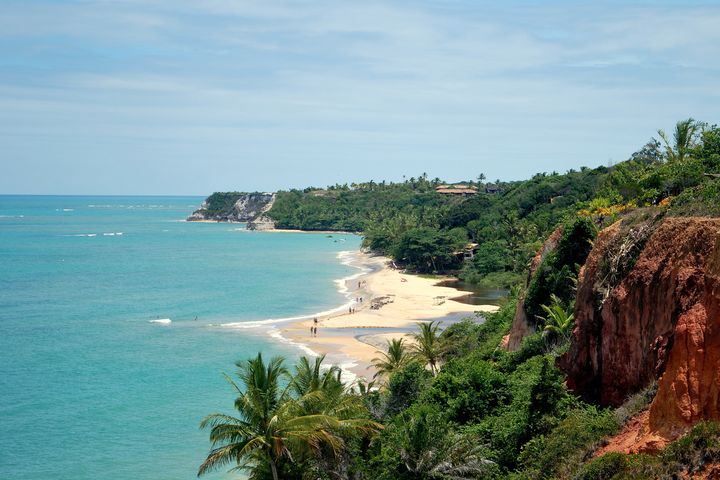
[410,321,444,376]
[291,354,343,397]
[658,118,702,162]
[371,338,410,379]
[370,322,445,379]
[198,353,381,480]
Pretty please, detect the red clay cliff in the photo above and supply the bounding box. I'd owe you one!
[560,216,720,450]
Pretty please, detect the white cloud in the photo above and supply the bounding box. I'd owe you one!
[0,0,718,193]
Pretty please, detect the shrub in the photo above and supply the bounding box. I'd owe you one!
[661,421,720,474]
[424,357,509,423]
[575,452,629,480]
[518,406,619,479]
[383,361,432,417]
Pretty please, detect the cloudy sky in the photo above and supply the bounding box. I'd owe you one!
[1,0,719,194]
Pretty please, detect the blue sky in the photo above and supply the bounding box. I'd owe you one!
[1,1,719,195]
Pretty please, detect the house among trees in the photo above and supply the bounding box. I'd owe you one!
[435,184,478,196]
[454,242,480,261]
[484,183,502,194]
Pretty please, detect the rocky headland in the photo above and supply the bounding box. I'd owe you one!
[187,192,276,230]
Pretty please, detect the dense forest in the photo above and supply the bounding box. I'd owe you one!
[265,119,720,289]
[198,119,720,479]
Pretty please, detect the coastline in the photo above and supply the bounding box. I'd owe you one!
[278,250,501,381]
[187,220,359,235]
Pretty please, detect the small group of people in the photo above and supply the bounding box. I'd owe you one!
[310,317,319,337]
[348,306,356,314]
[355,296,363,303]
[357,280,366,288]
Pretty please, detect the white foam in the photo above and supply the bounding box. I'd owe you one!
[214,249,369,385]
[218,250,368,331]
[103,233,115,236]
[149,318,172,325]
[62,208,74,212]
[268,329,358,384]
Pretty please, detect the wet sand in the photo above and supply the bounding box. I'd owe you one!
[280,251,500,380]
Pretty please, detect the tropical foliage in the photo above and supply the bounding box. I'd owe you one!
[200,119,720,479]
[539,294,575,342]
[371,338,410,380]
[409,321,444,375]
[198,353,381,479]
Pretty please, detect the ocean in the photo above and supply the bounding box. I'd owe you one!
[0,195,363,480]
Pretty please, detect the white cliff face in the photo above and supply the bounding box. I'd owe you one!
[232,193,274,222]
[186,193,276,226]
[246,194,276,230]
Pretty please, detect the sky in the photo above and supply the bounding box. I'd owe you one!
[1,0,719,195]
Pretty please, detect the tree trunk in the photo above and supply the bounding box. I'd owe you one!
[269,458,279,480]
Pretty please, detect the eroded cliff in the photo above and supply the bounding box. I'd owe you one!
[560,216,720,450]
[187,192,275,228]
[505,227,563,351]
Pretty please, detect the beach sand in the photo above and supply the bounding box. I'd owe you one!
[281,251,500,380]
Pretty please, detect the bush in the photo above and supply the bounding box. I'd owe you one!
[524,217,596,323]
[575,452,629,480]
[661,421,720,474]
[518,406,619,479]
[383,361,432,417]
[424,357,509,423]
[473,356,574,470]
[669,178,720,217]
[393,227,464,273]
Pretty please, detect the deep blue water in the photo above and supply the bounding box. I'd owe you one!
[0,196,362,480]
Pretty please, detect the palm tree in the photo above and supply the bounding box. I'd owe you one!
[390,408,496,478]
[370,338,410,380]
[290,354,343,398]
[410,321,444,375]
[539,294,575,342]
[658,118,701,162]
[198,354,345,480]
[350,377,376,396]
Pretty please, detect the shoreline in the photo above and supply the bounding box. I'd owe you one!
[186,220,359,235]
[278,250,501,381]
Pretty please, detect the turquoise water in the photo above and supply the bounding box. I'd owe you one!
[0,196,362,480]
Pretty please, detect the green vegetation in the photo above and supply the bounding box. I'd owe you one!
[200,119,720,478]
[370,338,410,381]
[198,353,381,479]
[198,120,719,289]
[409,320,444,376]
[203,192,246,216]
[575,422,720,479]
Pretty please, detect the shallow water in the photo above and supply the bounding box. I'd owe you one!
[436,278,508,306]
[0,195,362,480]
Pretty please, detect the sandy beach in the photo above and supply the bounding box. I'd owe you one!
[280,251,501,380]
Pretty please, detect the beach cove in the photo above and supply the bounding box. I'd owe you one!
[277,250,503,380]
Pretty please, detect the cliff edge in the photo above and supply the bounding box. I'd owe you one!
[559,216,720,451]
[187,192,276,229]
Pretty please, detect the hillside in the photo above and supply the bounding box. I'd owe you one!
[193,119,720,479]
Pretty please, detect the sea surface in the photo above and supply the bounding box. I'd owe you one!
[0,195,362,480]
